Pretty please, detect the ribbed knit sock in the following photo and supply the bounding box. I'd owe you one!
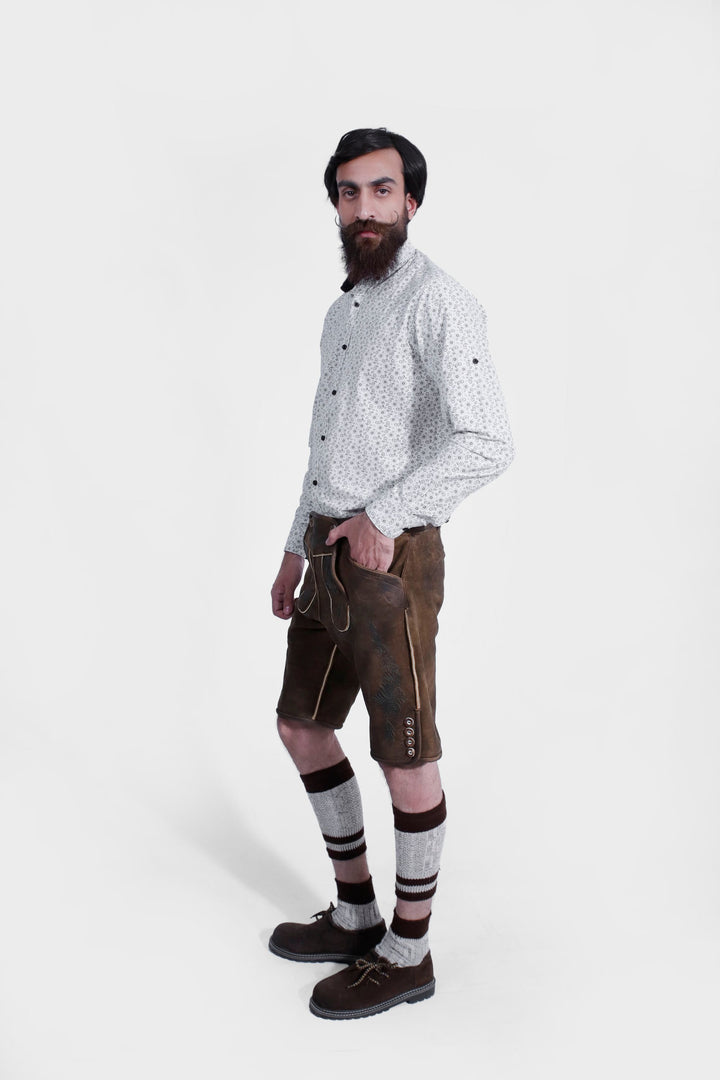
[375,792,447,967]
[300,757,383,931]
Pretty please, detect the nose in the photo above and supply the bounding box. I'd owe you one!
[355,191,374,221]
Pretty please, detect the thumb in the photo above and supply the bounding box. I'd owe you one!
[325,523,343,546]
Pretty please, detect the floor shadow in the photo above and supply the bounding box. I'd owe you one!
[163,779,320,917]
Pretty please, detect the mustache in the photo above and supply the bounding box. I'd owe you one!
[340,214,400,240]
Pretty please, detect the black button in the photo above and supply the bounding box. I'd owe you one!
[312,480,318,486]
[354,301,360,307]
[320,435,325,440]
[331,390,337,395]
[472,358,479,364]
[342,344,347,350]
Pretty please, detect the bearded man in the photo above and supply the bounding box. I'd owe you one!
[269,127,514,1020]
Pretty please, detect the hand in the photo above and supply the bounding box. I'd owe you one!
[271,551,304,619]
[325,512,394,572]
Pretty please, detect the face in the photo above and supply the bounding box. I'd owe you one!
[335,147,417,232]
[335,147,417,282]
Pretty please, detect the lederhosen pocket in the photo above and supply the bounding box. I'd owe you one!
[317,547,350,632]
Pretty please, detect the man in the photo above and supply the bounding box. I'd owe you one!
[269,127,514,1020]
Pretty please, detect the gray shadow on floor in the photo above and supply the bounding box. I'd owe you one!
[160,777,320,917]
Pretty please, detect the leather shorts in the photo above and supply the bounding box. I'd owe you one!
[276,513,445,767]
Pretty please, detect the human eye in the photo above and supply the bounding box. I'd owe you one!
[341,188,356,199]
[377,187,390,195]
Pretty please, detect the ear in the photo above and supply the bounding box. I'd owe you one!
[406,194,418,220]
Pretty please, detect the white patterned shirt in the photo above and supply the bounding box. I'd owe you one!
[285,240,515,557]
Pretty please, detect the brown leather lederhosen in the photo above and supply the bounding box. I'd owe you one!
[276,514,445,767]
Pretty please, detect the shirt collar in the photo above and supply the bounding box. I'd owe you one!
[340,240,417,293]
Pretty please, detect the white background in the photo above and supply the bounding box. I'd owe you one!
[1,1,718,1076]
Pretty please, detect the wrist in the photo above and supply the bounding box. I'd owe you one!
[363,510,392,540]
[283,549,304,564]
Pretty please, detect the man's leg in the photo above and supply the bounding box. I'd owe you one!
[276,717,374,887]
[269,717,385,961]
[374,761,446,966]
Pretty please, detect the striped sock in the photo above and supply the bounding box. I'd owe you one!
[375,792,447,967]
[300,758,382,931]
[334,876,382,931]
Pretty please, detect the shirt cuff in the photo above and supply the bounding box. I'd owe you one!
[284,514,309,557]
[365,490,416,539]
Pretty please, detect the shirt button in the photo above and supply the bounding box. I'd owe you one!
[354,301,360,307]
[320,435,325,440]
[472,358,479,364]
[331,390,337,395]
[341,344,347,350]
[312,480,318,486]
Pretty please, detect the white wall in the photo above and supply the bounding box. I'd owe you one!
[1,2,718,1077]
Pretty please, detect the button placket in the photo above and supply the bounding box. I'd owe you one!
[338,287,364,357]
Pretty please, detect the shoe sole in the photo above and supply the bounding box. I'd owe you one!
[308,979,436,1020]
[268,939,362,964]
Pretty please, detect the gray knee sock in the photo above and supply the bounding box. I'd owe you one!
[300,757,382,930]
[375,793,447,966]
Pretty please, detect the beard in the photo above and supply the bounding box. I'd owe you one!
[339,211,409,284]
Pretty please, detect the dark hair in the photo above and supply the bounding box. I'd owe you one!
[324,127,427,208]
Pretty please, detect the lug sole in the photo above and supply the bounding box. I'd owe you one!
[308,978,436,1020]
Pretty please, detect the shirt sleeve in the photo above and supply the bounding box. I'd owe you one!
[284,467,312,557]
[365,279,515,538]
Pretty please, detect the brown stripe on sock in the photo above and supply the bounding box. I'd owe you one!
[336,877,377,905]
[396,872,439,887]
[327,840,367,861]
[301,757,354,793]
[395,885,437,902]
[392,792,447,833]
[390,911,431,940]
[322,827,365,846]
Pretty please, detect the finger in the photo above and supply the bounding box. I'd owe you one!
[328,520,351,544]
[272,585,287,618]
[280,581,296,618]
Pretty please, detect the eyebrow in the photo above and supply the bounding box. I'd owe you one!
[337,176,398,189]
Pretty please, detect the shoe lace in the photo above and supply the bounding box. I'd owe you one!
[311,903,335,922]
[348,956,398,988]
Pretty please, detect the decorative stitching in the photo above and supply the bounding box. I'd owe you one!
[311,645,337,721]
[404,610,422,712]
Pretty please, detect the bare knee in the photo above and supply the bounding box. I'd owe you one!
[276,715,343,773]
[380,760,443,813]
[277,715,298,748]
[278,715,319,748]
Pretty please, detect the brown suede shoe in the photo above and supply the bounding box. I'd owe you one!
[309,949,435,1019]
[268,904,387,964]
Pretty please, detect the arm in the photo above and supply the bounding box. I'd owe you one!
[274,458,313,618]
[365,282,514,538]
